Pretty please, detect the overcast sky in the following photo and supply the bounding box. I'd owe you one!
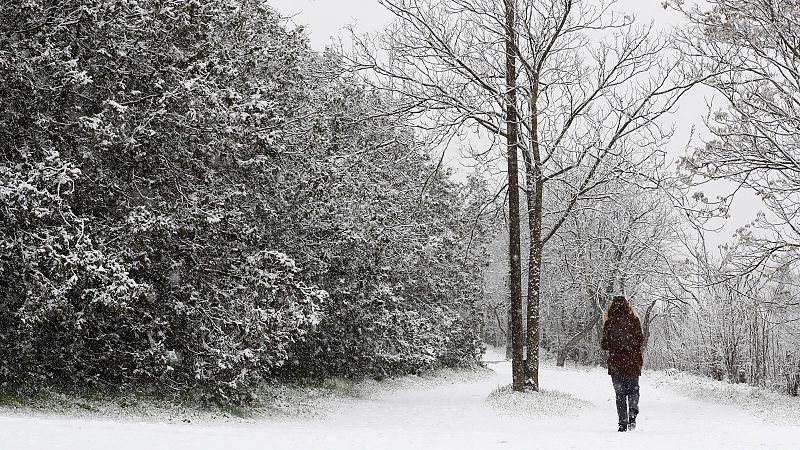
[268,0,702,161]
[269,0,704,163]
[270,0,687,50]
[267,0,756,247]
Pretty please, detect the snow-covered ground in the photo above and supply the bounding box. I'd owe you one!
[2,349,798,449]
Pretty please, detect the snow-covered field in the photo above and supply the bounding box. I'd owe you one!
[2,349,798,450]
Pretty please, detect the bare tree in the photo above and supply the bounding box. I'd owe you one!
[505,0,526,391]
[637,206,800,395]
[542,179,684,367]
[346,0,698,390]
[503,0,699,389]
[671,0,800,270]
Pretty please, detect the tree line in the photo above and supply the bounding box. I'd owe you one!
[0,0,492,405]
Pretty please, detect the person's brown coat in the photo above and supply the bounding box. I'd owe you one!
[600,296,644,377]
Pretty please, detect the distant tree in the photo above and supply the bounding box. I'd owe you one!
[540,177,683,367]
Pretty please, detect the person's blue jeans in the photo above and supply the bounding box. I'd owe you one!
[611,375,639,424]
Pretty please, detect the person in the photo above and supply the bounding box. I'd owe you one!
[600,295,644,432]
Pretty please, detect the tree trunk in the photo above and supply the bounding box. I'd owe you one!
[642,300,657,351]
[556,349,568,367]
[526,237,542,387]
[504,0,525,392]
[525,75,544,390]
[506,302,513,360]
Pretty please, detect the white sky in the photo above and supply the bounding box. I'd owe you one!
[270,0,393,49]
[268,0,758,249]
[269,0,704,168]
[269,0,687,49]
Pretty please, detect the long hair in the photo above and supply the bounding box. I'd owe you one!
[603,295,639,322]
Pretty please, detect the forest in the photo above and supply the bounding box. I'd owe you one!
[1,0,800,408]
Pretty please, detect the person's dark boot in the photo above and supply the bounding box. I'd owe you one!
[628,409,638,431]
[618,421,627,432]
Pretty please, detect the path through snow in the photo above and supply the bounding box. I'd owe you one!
[1,353,798,449]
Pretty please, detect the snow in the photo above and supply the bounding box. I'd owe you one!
[2,349,799,449]
[647,369,800,426]
[487,385,591,418]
